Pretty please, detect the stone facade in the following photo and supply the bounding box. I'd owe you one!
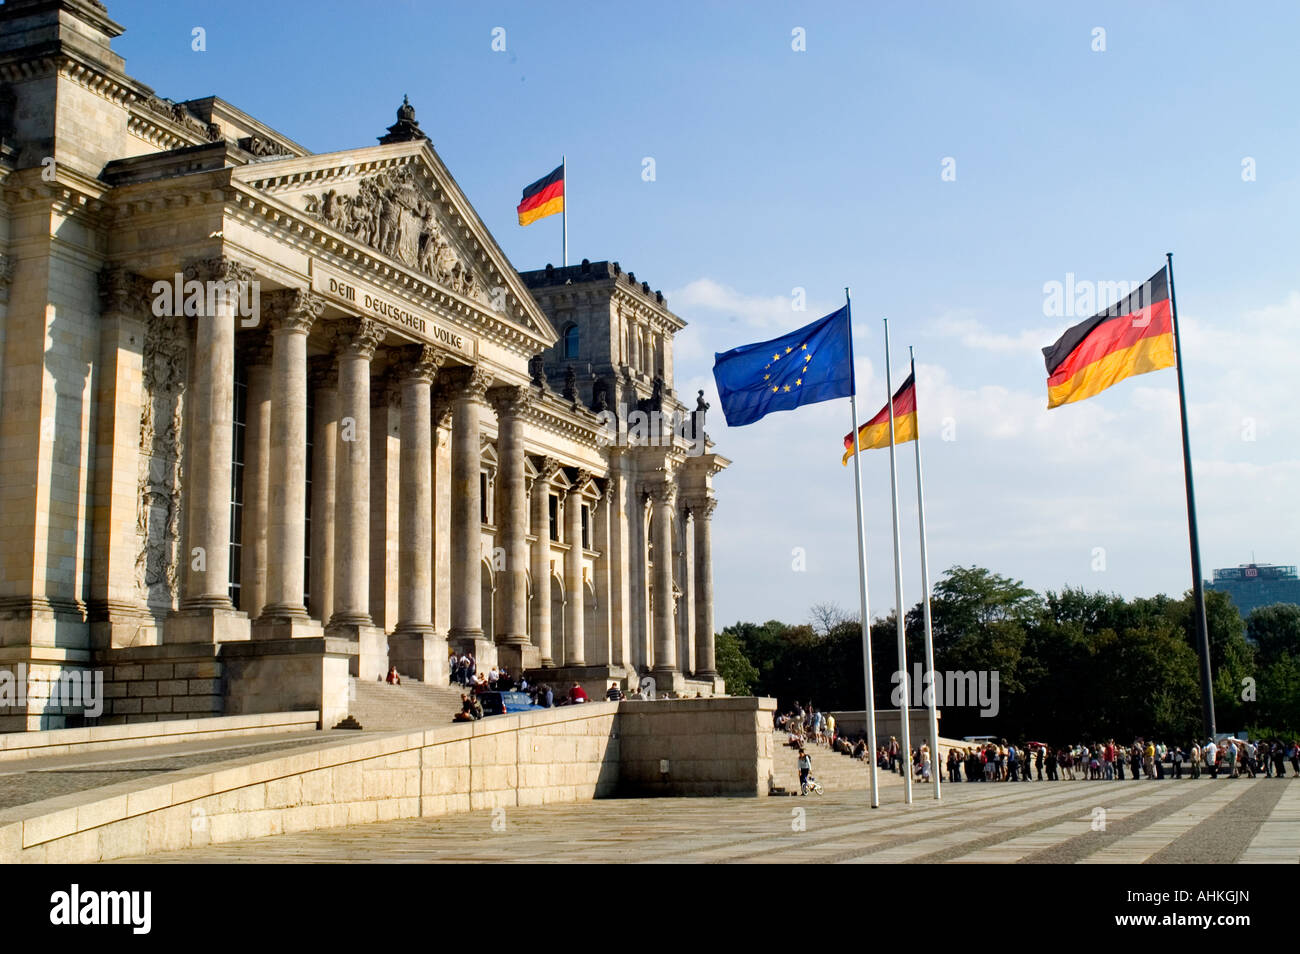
[0,0,727,731]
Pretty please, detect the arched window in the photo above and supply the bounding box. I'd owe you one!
[563,324,579,360]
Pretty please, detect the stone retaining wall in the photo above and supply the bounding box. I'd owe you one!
[0,696,776,863]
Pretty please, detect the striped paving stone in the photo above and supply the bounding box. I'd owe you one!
[834,782,1165,864]
[1076,782,1255,864]
[1237,780,1300,863]
[944,781,1229,863]
[706,782,1106,863]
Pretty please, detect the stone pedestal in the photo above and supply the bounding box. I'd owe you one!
[326,621,388,682]
[388,631,449,683]
[164,608,250,644]
[222,636,356,729]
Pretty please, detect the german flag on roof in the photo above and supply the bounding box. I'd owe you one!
[1042,267,1175,409]
[842,373,916,464]
[517,164,564,226]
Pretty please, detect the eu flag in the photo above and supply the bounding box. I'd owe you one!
[712,305,855,427]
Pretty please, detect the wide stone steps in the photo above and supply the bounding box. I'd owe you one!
[346,677,467,730]
[770,730,909,795]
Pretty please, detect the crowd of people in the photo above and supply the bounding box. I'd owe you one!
[441,650,634,722]
[941,737,1300,783]
[776,704,1300,790]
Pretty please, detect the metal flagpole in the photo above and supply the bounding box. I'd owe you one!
[561,155,568,267]
[884,318,912,805]
[910,346,941,801]
[1167,252,1216,738]
[845,288,880,809]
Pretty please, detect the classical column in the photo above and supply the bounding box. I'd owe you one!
[368,383,400,633]
[239,339,272,620]
[256,288,323,633]
[530,458,559,666]
[607,460,632,670]
[432,401,453,638]
[489,385,533,671]
[677,502,695,673]
[591,484,613,667]
[308,355,338,625]
[650,481,678,674]
[178,259,253,625]
[392,345,441,641]
[446,365,493,652]
[563,479,587,666]
[329,318,383,628]
[692,497,718,677]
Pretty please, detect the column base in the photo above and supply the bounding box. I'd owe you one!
[251,611,322,641]
[164,607,250,644]
[221,635,356,728]
[494,638,540,674]
[448,628,495,671]
[523,663,633,704]
[325,619,388,682]
[388,629,448,683]
[648,667,688,698]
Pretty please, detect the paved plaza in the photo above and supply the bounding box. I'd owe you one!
[109,758,1299,864]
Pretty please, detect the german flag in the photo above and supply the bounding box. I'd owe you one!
[842,373,916,464]
[517,164,564,226]
[1043,267,1175,409]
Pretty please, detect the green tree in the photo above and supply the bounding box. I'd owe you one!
[713,628,758,696]
[1246,604,1300,669]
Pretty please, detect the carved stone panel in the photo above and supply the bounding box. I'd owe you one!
[136,310,188,612]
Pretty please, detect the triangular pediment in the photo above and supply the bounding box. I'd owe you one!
[231,140,557,349]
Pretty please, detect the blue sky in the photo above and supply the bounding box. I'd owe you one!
[109,0,1300,628]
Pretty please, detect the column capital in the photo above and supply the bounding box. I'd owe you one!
[648,481,677,507]
[393,343,444,384]
[488,383,534,418]
[540,456,564,480]
[264,288,325,334]
[98,267,151,318]
[687,496,718,520]
[442,364,494,403]
[182,256,257,285]
[567,469,594,498]
[330,316,385,361]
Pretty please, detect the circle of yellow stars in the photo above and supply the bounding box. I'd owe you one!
[763,342,813,392]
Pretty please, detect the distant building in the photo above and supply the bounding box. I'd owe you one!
[1207,564,1300,620]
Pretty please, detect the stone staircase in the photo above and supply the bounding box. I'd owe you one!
[345,677,467,731]
[769,730,909,795]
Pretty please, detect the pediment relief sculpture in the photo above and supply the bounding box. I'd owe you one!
[303,164,488,306]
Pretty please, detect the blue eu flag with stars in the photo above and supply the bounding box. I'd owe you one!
[711,305,855,427]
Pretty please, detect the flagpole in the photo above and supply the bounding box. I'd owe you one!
[884,318,912,805]
[845,288,880,809]
[1167,252,1216,738]
[561,155,568,267]
[911,346,941,801]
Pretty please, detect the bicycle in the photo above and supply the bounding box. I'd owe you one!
[802,774,824,796]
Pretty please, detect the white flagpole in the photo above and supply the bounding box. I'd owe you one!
[561,154,568,267]
[911,346,941,801]
[884,318,912,805]
[845,288,879,809]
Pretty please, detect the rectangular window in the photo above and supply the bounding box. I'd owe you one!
[480,472,489,524]
[581,504,590,549]
[549,494,559,541]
